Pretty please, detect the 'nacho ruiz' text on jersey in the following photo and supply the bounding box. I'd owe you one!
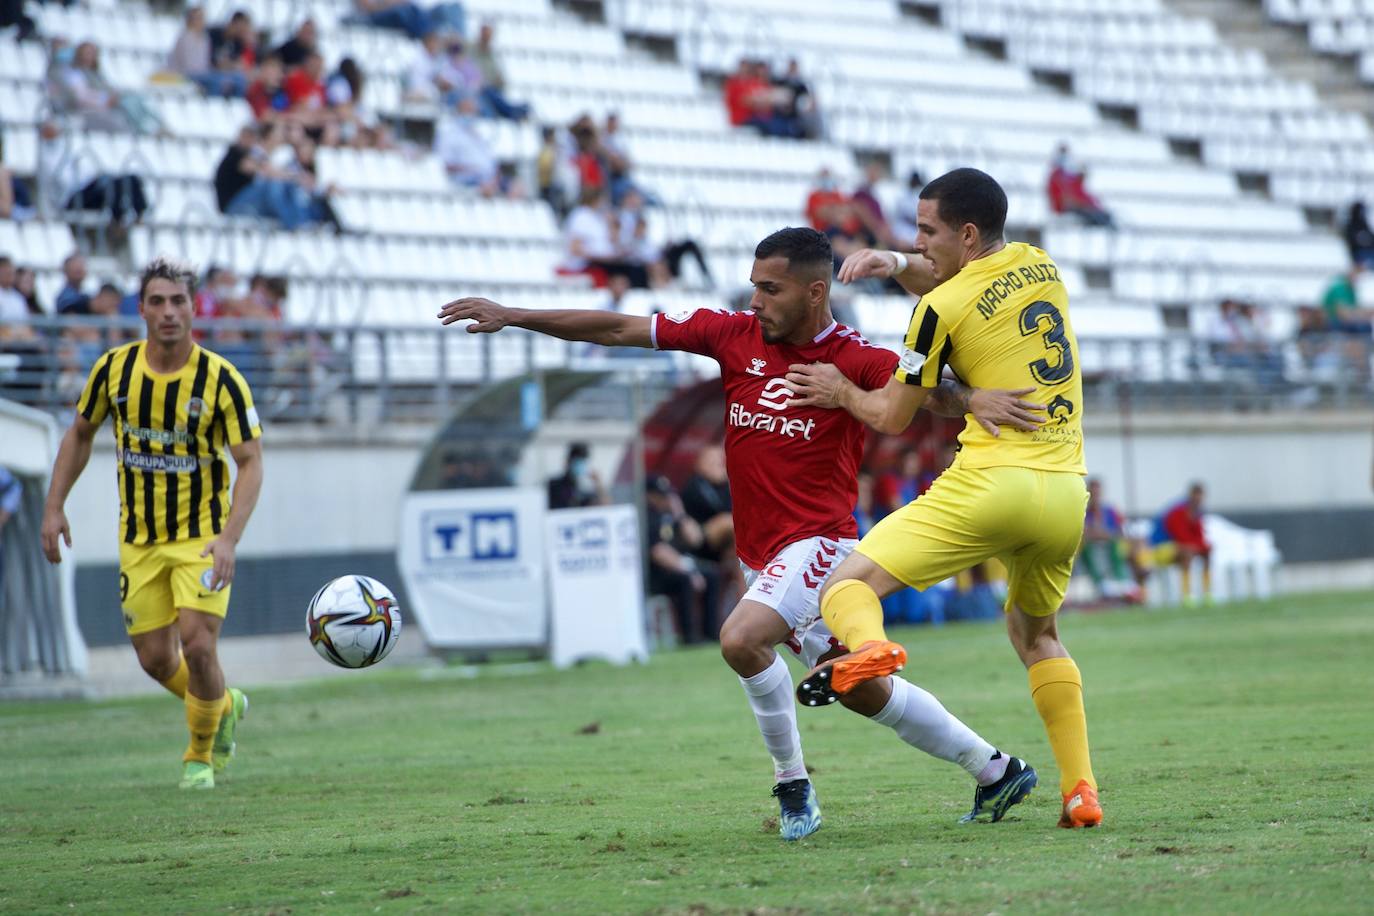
[894,242,1085,475]
[652,308,896,569]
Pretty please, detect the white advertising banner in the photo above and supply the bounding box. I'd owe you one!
[397,488,547,649]
[546,505,649,669]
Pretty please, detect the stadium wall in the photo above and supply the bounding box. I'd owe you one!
[63,414,1373,645]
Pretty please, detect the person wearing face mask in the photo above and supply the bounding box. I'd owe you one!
[547,442,609,510]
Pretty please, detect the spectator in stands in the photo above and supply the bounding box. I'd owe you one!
[875,448,921,515]
[326,58,392,150]
[892,169,923,245]
[1048,143,1114,228]
[439,39,484,106]
[536,125,570,219]
[599,112,642,204]
[63,282,123,375]
[355,0,465,41]
[617,188,712,288]
[851,161,896,248]
[57,41,165,135]
[560,186,648,288]
[403,31,452,104]
[471,23,529,121]
[1320,263,1372,335]
[645,474,719,644]
[435,98,506,195]
[275,18,318,69]
[210,10,258,79]
[772,57,819,139]
[1343,201,1374,269]
[547,442,608,510]
[568,114,608,197]
[14,267,42,315]
[38,121,149,228]
[1208,297,1282,383]
[194,265,240,320]
[680,443,735,562]
[1149,482,1212,606]
[55,253,90,314]
[1079,478,1140,602]
[283,51,339,142]
[168,7,248,98]
[805,167,864,265]
[246,54,290,120]
[724,58,794,138]
[214,123,327,229]
[0,134,35,221]
[0,0,36,42]
[0,256,29,324]
[285,128,343,231]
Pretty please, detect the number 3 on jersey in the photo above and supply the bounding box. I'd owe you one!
[1019,301,1075,386]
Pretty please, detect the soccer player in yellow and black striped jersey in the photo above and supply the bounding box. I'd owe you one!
[785,168,1102,830]
[41,257,263,790]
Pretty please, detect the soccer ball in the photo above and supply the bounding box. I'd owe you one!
[305,575,402,669]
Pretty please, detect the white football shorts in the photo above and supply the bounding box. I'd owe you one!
[740,535,858,669]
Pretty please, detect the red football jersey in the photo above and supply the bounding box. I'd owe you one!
[652,308,897,569]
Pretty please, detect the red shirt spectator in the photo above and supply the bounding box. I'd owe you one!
[806,176,861,237]
[284,53,327,110]
[1162,500,1209,553]
[724,63,770,126]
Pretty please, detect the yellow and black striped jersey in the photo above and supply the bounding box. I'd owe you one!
[894,242,1085,475]
[78,341,262,545]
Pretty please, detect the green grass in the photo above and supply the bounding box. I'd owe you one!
[3,593,1373,915]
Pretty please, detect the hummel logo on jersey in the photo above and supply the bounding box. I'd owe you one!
[746,357,768,376]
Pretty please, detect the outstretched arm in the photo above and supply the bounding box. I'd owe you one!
[785,363,1046,437]
[438,296,653,348]
[836,248,940,297]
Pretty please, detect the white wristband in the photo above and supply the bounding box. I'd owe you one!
[889,251,909,275]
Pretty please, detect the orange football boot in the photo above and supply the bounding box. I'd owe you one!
[1058,779,1103,828]
[795,640,907,707]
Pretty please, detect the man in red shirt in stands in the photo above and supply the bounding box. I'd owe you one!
[438,227,1049,840]
[1151,482,1211,605]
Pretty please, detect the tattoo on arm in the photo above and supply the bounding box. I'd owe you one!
[926,379,972,417]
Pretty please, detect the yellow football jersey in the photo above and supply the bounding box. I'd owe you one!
[893,241,1085,474]
[78,341,262,545]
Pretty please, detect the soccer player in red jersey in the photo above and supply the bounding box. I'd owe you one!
[438,228,1046,838]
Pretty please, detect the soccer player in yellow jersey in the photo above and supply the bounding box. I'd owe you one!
[40,257,263,790]
[785,168,1102,829]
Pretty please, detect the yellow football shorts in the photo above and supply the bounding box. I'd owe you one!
[118,536,231,635]
[857,464,1088,617]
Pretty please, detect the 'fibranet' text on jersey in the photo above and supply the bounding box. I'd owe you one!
[653,308,896,569]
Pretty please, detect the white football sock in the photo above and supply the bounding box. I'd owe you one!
[738,653,807,783]
[870,676,996,781]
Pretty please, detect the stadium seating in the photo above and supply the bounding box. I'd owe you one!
[1,0,1369,386]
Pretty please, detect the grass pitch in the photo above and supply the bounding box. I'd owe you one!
[2,592,1372,915]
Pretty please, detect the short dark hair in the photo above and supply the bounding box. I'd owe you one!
[139,256,197,300]
[97,282,122,297]
[919,168,1007,242]
[753,227,832,277]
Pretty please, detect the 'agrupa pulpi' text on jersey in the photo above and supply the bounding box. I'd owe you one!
[653,309,895,569]
[78,341,262,545]
[895,241,1085,474]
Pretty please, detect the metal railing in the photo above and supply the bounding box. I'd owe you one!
[2,317,1370,425]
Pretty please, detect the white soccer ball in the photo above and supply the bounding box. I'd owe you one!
[305,575,402,669]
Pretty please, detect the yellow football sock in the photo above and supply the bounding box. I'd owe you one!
[1028,657,1096,795]
[158,655,188,699]
[183,691,225,765]
[820,579,889,649]
[1179,564,1193,600]
[1201,567,1212,598]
